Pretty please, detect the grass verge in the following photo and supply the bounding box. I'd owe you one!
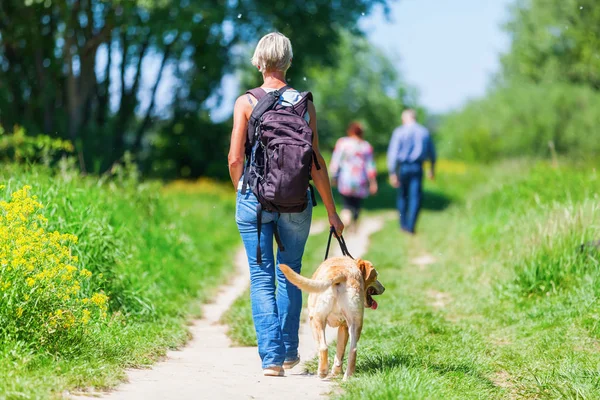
[0,165,239,399]
[335,161,600,399]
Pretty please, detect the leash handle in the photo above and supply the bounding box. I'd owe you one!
[324,226,354,260]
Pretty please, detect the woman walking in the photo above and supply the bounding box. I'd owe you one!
[227,32,344,377]
[330,122,378,231]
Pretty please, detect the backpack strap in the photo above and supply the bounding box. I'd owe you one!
[293,91,313,118]
[245,86,289,150]
[246,87,267,101]
[242,86,289,194]
[294,92,321,171]
[245,86,290,102]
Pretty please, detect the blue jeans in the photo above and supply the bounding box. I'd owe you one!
[397,163,423,233]
[235,190,312,368]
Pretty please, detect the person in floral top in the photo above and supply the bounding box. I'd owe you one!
[330,122,378,230]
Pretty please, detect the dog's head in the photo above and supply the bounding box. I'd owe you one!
[357,259,385,309]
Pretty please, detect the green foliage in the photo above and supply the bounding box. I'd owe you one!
[307,31,418,152]
[0,126,73,165]
[0,0,393,177]
[0,0,231,173]
[235,1,391,87]
[0,165,239,398]
[443,0,600,163]
[502,0,600,89]
[145,114,231,179]
[438,83,600,161]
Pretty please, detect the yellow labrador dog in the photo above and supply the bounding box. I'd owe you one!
[280,256,384,380]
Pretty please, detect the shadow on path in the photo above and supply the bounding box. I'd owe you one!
[333,173,452,213]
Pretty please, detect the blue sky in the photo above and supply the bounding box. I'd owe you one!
[360,0,513,113]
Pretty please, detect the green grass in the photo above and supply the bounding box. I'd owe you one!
[0,165,239,399]
[334,161,600,399]
[222,159,600,398]
[5,158,598,399]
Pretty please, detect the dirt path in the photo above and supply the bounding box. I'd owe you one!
[73,216,384,400]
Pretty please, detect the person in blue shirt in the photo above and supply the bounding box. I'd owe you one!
[386,109,436,234]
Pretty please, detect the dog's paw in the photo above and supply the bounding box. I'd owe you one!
[331,365,343,376]
[318,369,329,379]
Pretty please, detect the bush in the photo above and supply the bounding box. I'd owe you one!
[438,83,600,162]
[0,126,73,165]
[145,115,231,180]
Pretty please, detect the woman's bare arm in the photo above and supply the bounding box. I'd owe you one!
[228,95,252,188]
[308,101,344,235]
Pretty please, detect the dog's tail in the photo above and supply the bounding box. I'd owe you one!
[279,264,345,293]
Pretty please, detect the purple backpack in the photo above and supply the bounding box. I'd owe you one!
[241,86,320,263]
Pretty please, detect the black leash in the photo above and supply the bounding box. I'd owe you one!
[324,226,354,261]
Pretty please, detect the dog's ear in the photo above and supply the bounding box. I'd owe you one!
[357,259,377,286]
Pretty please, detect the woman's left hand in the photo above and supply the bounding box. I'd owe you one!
[329,212,345,236]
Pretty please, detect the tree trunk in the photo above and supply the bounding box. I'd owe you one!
[97,35,112,128]
[34,48,54,133]
[132,34,179,154]
[65,37,86,171]
[112,31,130,161]
[112,32,151,161]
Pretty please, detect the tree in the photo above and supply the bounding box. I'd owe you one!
[305,31,418,152]
[501,0,600,89]
[0,0,395,177]
[0,0,230,172]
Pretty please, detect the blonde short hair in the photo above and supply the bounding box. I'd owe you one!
[251,32,293,73]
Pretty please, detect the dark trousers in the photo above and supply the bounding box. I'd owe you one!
[341,195,362,221]
[397,163,423,233]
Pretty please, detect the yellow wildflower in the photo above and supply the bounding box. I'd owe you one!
[79,268,92,278]
[81,309,91,325]
[91,293,108,308]
[0,185,107,340]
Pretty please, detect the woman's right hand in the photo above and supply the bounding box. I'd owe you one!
[369,180,378,195]
[329,212,345,236]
